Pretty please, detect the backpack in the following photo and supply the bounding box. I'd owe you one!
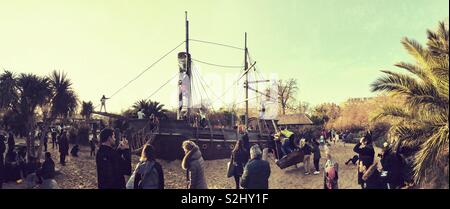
[127,161,159,189]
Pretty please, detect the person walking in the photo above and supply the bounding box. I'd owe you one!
[240,145,271,189]
[96,128,131,189]
[127,144,164,189]
[181,140,207,189]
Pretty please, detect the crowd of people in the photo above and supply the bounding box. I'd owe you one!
[0,132,58,189]
[1,123,415,190]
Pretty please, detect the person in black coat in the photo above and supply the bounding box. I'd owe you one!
[0,135,6,188]
[230,140,249,189]
[353,137,375,189]
[96,128,131,189]
[70,145,80,157]
[58,132,69,166]
[240,145,271,189]
[379,144,405,189]
[40,152,56,180]
[51,130,58,149]
[43,132,48,152]
[7,131,15,151]
[312,139,321,175]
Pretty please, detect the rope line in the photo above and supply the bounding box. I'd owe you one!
[146,73,179,100]
[108,41,185,100]
[189,39,244,51]
[192,58,244,69]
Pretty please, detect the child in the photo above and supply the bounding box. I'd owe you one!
[300,139,312,175]
[323,151,339,189]
[89,136,97,157]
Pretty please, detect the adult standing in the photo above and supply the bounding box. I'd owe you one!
[128,144,164,189]
[0,135,6,188]
[230,140,249,189]
[51,130,57,149]
[240,145,271,189]
[181,140,207,189]
[7,131,15,151]
[312,138,321,175]
[58,131,69,166]
[353,137,375,189]
[96,128,131,189]
[300,138,312,175]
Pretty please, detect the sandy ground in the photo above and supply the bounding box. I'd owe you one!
[3,139,369,189]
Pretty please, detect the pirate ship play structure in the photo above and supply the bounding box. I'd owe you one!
[94,13,305,163]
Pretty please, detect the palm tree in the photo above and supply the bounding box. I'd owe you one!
[49,70,79,119]
[80,101,94,120]
[0,70,18,111]
[16,73,52,158]
[131,99,168,119]
[371,21,449,187]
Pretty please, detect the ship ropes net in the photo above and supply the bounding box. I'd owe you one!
[93,38,278,151]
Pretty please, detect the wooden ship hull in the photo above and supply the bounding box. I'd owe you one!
[127,119,276,161]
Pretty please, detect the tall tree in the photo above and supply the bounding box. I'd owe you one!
[371,21,449,187]
[80,101,94,120]
[0,70,18,111]
[131,99,168,119]
[277,79,298,115]
[49,70,78,119]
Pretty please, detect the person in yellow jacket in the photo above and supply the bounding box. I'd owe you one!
[276,127,297,157]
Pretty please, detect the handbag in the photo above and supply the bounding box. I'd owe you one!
[226,156,235,178]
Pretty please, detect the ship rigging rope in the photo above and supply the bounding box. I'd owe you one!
[146,73,179,100]
[192,66,227,105]
[189,39,244,51]
[191,58,244,69]
[95,41,186,109]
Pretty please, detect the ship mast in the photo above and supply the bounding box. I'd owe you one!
[244,33,249,129]
[186,11,192,118]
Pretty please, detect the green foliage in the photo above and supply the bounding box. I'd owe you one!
[371,21,449,186]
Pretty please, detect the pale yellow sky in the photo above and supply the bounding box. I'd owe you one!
[1,0,448,113]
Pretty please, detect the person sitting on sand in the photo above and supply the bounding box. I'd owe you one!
[70,144,80,157]
[40,152,56,180]
[345,155,359,165]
